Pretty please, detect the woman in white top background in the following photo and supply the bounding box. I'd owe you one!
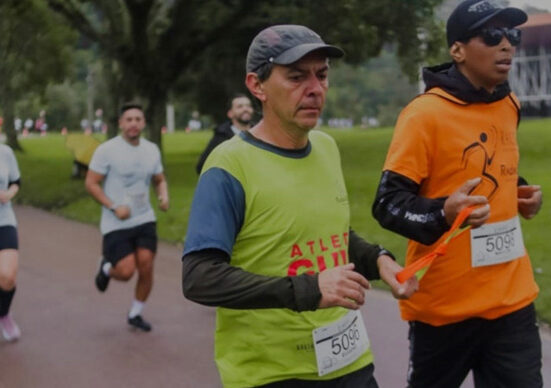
[0,143,22,341]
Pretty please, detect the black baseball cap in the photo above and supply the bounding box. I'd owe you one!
[446,0,527,46]
[246,25,344,73]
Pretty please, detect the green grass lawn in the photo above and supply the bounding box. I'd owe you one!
[12,118,551,322]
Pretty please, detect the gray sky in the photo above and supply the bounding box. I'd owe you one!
[509,0,550,11]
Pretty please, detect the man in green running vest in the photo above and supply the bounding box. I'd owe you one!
[182,24,418,388]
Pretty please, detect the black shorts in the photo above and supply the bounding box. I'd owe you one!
[258,363,378,388]
[0,225,18,250]
[407,303,542,388]
[102,222,157,265]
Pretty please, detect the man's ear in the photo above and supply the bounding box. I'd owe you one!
[245,73,266,102]
[449,42,466,64]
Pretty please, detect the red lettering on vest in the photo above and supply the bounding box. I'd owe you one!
[287,259,314,276]
[290,244,303,258]
[331,251,340,266]
[317,255,327,272]
[319,239,328,252]
[338,249,347,265]
[331,234,341,248]
[330,250,348,266]
[343,232,349,245]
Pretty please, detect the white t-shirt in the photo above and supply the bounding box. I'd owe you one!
[89,136,163,235]
[0,144,21,227]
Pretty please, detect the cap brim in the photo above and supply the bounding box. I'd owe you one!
[273,43,344,65]
[469,8,528,31]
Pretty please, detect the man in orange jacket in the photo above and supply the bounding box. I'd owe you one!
[373,1,543,387]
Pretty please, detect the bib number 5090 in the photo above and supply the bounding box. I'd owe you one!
[331,325,361,355]
[485,232,515,254]
[471,216,525,268]
[312,310,369,376]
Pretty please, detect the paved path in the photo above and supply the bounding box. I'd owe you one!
[1,206,550,387]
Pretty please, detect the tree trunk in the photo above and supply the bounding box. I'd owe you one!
[103,59,122,140]
[145,90,167,153]
[1,94,22,151]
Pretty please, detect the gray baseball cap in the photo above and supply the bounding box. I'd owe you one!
[246,25,344,73]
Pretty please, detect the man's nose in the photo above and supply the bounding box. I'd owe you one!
[305,75,325,95]
[500,36,513,51]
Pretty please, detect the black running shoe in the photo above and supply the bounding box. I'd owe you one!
[128,315,152,332]
[95,257,110,292]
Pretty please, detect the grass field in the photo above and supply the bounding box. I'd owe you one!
[12,118,551,322]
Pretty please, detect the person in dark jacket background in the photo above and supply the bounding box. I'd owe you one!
[195,93,253,174]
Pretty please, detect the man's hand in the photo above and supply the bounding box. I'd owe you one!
[0,190,11,204]
[444,178,490,228]
[518,185,542,219]
[113,205,131,220]
[158,196,169,212]
[318,263,370,310]
[377,255,418,299]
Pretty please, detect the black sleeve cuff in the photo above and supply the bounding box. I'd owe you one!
[291,273,321,312]
[372,170,451,245]
[518,176,528,186]
[378,248,395,262]
[348,229,395,280]
[8,179,21,188]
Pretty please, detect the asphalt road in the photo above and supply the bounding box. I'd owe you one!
[1,206,549,387]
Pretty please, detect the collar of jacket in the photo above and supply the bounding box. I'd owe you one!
[422,62,511,104]
[214,120,235,136]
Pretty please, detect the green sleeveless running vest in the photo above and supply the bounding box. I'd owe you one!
[204,130,374,387]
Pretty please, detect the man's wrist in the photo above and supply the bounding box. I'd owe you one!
[375,247,396,276]
[378,248,395,262]
[109,204,117,213]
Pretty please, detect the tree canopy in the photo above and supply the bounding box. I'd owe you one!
[324,48,421,128]
[46,0,444,150]
[0,0,75,150]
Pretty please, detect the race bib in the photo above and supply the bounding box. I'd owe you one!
[470,216,525,267]
[312,310,369,377]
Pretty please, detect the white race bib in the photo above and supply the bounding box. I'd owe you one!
[312,310,369,377]
[470,216,525,267]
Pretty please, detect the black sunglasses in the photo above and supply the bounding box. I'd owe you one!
[468,27,522,47]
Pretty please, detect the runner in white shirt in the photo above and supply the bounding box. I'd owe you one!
[0,144,22,342]
[86,102,169,332]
